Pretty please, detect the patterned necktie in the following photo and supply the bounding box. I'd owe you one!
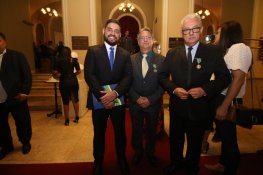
[142,54,148,78]
[109,47,114,70]
[187,47,193,86]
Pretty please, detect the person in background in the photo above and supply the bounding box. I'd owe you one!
[52,47,81,126]
[152,41,161,55]
[0,32,32,160]
[158,14,231,175]
[120,30,134,54]
[129,28,164,167]
[205,21,252,175]
[84,19,132,175]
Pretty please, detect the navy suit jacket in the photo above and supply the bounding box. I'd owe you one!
[159,43,231,120]
[84,44,132,109]
[129,51,164,110]
[0,49,32,102]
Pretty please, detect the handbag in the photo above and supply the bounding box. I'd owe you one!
[226,65,263,129]
[226,102,237,123]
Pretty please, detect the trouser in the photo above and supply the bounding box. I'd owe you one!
[169,108,206,173]
[92,106,127,163]
[0,101,32,149]
[212,94,240,174]
[129,104,159,156]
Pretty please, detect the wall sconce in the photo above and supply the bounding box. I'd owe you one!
[41,7,58,17]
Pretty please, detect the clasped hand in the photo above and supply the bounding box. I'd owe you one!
[136,96,150,108]
[14,93,28,102]
[174,87,205,100]
[100,90,117,109]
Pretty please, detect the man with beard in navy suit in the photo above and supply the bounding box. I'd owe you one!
[84,19,132,175]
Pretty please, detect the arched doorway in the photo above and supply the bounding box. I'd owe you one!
[119,16,140,53]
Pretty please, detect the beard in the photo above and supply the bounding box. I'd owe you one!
[104,35,120,46]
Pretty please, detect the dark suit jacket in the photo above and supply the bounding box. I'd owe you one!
[0,49,32,102]
[129,51,164,110]
[84,44,132,109]
[159,43,231,120]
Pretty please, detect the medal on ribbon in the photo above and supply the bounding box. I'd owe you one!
[196,58,202,69]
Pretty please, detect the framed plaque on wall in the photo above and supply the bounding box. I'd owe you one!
[72,36,89,50]
[169,37,184,48]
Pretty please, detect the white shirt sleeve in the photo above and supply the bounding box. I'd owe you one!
[224,43,252,74]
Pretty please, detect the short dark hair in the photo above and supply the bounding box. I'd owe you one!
[0,32,7,40]
[104,19,121,30]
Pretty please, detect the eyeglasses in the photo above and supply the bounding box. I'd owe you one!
[138,36,152,41]
[182,27,201,35]
[105,27,121,35]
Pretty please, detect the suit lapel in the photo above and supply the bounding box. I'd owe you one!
[192,43,204,70]
[113,46,123,71]
[134,53,144,79]
[101,44,112,72]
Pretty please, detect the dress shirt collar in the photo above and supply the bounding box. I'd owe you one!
[184,42,199,60]
[0,48,6,56]
[140,50,154,58]
[0,49,6,69]
[104,42,117,53]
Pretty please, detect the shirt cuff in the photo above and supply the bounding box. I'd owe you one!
[113,90,119,97]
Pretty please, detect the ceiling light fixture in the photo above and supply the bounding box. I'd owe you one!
[41,7,58,17]
[119,0,135,12]
[195,0,210,19]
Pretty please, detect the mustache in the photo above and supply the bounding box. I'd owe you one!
[108,35,117,39]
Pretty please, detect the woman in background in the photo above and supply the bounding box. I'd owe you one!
[205,21,252,174]
[52,47,81,125]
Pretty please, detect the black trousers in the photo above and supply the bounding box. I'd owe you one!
[212,94,240,174]
[92,106,127,163]
[0,100,32,149]
[129,103,160,156]
[169,108,206,173]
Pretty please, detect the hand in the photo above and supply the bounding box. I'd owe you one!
[136,96,150,108]
[14,94,28,102]
[174,88,189,100]
[188,87,206,99]
[52,71,61,78]
[216,105,228,120]
[100,90,117,107]
[104,101,115,109]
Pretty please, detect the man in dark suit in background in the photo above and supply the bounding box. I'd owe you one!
[84,19,132,175]
[158,14,231,174]
[129,28,164,167]
[0,32,32,160]
[120,30,134,54]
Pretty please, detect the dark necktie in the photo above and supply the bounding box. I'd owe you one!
[187,47,193,86]
[109,47,114,70]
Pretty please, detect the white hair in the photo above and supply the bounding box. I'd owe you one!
[180,13,202,27]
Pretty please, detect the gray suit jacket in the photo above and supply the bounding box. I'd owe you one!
[129,51,164,109]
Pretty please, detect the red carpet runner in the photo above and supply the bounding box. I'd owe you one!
[0,110,263,175]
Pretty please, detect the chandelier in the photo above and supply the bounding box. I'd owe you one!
[41,7,58,17]
[195,0,210,19]
[119,0,135,12]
